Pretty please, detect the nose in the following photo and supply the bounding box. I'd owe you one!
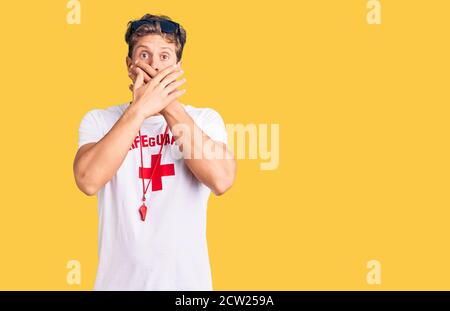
[148,55,162,72]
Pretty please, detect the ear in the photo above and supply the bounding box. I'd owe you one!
[126,56,132,69]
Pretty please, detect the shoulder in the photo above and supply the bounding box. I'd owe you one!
[183,104,228,144]
[183,104,225,124]
[80,102,129,123]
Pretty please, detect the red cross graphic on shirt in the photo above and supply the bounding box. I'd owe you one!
[139,154,175,191]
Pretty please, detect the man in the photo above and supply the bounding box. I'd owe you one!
[73,14,236,290]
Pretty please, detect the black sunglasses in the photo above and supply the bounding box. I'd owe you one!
[128,19,180,57]
[130,19,180,35]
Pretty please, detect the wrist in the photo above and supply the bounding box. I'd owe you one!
[161,100,183,118]
[125,101,146,123]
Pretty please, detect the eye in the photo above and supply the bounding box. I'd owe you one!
[140,51,149,60]
[161,54,170,61]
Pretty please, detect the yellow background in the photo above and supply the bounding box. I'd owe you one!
[0,0,449,290]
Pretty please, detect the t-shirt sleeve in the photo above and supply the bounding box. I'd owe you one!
[77,109,105,149]
[198,108,228,145]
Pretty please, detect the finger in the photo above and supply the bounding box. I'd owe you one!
[151,63,182,87]
[164,78,186,95]
[134,68,144,91]
[135,61,158,79]
[158,70,184,89]
[166,89,187,103]
[143,73,151,83]
[134,65,152,83]
[129,65,151,83]
[128,70,136,82]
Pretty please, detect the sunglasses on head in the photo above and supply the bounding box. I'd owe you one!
[130,18,180,34]
[128,19,180,57]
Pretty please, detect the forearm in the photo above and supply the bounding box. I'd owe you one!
[75,104,145,194]
[162,102,236,195]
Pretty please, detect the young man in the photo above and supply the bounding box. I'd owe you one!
[73,14,236,290]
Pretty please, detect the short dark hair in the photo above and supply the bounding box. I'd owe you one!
[125,14,187,61]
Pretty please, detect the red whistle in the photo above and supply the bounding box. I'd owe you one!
[139,204,147,221]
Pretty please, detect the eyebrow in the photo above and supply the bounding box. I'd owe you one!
[135,45,174,53]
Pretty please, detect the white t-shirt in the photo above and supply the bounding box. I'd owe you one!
[77,102,228,291]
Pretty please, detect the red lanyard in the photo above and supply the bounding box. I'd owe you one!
[138,124,170,221]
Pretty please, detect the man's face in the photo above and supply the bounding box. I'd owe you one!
[127,34,178,72]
